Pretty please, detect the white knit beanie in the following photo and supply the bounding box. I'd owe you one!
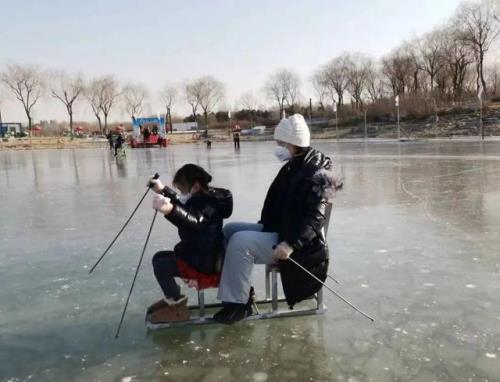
[273,114,310,147]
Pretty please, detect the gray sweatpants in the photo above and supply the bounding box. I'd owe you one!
[217,222,279,304]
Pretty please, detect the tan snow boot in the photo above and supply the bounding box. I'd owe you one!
[147,299,168,315]
[150,297,190,323]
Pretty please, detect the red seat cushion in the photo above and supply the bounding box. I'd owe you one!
[176,259,220,290]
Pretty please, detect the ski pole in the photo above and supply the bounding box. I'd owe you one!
[115,210,158,339]
[327,274,340,284]
[287,257,374,322]
[89,173,159,274]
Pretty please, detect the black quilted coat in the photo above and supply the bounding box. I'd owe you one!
[260,147,342,306]
[163,187,233,274]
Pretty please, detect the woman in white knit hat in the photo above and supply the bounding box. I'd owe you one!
[214,114,342,324]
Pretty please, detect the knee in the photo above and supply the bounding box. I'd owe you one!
[152,251,166,268]
[226,232,252,258]
[223,223,239,241]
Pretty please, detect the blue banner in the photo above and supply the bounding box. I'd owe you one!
[132,116,166,138]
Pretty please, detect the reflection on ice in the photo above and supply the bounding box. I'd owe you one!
[1,142,500,381]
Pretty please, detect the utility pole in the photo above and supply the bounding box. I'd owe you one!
[167,107,173,134]
[433,98,439,138]
[478,85,484,141]
[395,95,400,141]
[309,98,313,128]
[364,108,368,141]
[480,103,484,140]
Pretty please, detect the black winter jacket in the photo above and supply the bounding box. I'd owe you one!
[162,187,232,275]
[260,147,342,306]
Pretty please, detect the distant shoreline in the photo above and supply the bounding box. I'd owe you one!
[1,134,499,151]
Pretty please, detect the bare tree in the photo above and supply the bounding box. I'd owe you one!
[264,71,287,116]
[122,83,148,121]
[401,40,425,94]
[184,81,202,125]
[441,21,475,101]
[283,72,301,110]
[382,47,413,96]
[49,70,84,134]
[365,61,386,102]
[264,69,301,115]
[84,78,105,133]
[99,76,120,133]
[311,70,329,109]
[239,90,258,110]
[485,61,500,95]
[1,64,44,130]
[195,76,225,129]
[456,0,500,95]
[323,56,349,107]
[159,84,176,132]
[419,29,447,92]
[238,90,258,125]
[160,84,177,114]
[344,53,371,110]
[0,91,5,129]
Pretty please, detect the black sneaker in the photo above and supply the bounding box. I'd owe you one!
[212,302,252,324]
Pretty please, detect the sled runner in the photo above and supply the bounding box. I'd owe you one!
[145,204,333,329]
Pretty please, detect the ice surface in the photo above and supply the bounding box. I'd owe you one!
[1,141,500,381]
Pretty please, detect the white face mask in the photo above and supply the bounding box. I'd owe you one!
[274,146,292,161]
[178,192,192,205]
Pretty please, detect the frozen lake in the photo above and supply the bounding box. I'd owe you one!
[1,140,500,381]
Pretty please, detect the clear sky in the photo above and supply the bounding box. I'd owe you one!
[0,0,464,124]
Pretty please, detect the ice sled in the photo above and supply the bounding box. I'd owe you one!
[145,203,333,329]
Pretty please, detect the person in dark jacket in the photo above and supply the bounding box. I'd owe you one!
[106,132,114,151]
[148,164,233,323]
[114,132,125,157]
[214,114,342,324]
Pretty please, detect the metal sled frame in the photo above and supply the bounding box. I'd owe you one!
[146,203,333,330]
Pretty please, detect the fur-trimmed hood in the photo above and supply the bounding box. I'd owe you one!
[303,148,344,200]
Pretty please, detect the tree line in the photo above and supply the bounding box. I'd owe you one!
[289,0,500,117]
[0,66,226,134]
[1,0,499,134]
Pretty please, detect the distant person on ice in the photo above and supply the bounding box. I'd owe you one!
[148,164,233,323]
[143,126,151,142]
[233,126,240,149]
[114,132,125,157]
[106,132,114,151]
[214,114,343,324]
